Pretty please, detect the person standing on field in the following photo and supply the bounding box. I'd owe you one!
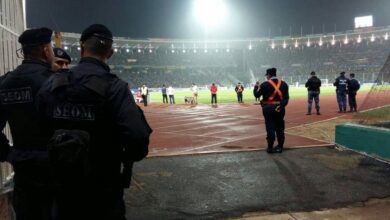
[305,71,321,115]
[235,82,244,103]
[210,83,218,105]
[347,73,360,112]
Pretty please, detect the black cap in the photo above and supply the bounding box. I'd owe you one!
[310,71,316,75]
[53,48,71,63]
[266,68,277,76]
[80,24,113,42]
[340,72,346,75]
[350,73,355,77]
[18,27,52,47]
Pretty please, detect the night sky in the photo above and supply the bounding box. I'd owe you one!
[27,0,390,39]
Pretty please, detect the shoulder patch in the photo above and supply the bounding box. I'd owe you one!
[0,87,33,104]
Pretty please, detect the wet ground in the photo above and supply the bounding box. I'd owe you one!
[125,146,390,220]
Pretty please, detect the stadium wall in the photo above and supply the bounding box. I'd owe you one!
[335,124,390,161]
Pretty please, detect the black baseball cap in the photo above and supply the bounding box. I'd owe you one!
[80,24,113,42]
[265,68,277,76]
[18,27,53,47]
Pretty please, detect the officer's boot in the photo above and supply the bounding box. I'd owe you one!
[266,138,275,153]
[275,136,284,153]
[306,107,311,115]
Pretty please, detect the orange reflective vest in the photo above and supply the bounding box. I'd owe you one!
[262,79,284,104]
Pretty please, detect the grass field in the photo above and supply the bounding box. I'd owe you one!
[150,85,372,104]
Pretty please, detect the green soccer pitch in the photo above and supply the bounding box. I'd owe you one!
[149,85,372,104]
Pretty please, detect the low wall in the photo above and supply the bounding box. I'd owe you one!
[335,123,390,160]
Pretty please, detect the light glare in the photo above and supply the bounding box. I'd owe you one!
[194,0,227,28]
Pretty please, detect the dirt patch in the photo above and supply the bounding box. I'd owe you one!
[286,118,356,143]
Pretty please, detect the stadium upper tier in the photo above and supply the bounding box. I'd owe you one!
[61,27,390,88]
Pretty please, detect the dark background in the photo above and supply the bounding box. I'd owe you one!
[27,0,390,38]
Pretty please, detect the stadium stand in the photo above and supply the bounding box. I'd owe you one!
[63,27,390,89]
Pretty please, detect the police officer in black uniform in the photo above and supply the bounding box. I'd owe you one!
[0,27,56,220]
[347,73,360,112]
[37,24,152,220]
[305,71,321,115]
[255,68,289,153]
[333,72,349,113]
[53,47,71,71]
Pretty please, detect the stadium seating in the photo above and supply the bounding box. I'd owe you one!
[64,32,390,89]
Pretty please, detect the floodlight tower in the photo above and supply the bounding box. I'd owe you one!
[193,0,227,37]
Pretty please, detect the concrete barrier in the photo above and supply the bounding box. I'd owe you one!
[335,123,390,160]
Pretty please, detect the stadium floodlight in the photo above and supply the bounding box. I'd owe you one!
[149,49,153,53]
[357,35,362,43]
[204,49,208,53]
[114,48,118,52]
[331,35,336,46]
[283,41,287,49]
[271,41,275,49]
[226,48,230,52]
[344,36,349,45]
[319,38,323,46]
[171,49,175,53]
[77,47,80,51]
[248,44,253,50]
[137,49,142,53]
[306,39,311,47]
[371,34,375,42]
[194,0,227,28]
[126,48,130,53]
[64,46,68,50]
[215,49,219,53]
[194,49,197,53]
[294,40,299,48]
[385,33,389,40]
[183,49,186,53]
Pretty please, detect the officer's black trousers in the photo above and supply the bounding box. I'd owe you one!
[162,94,168,103]
[13,185,54,220]
[55,186,125,220]
[237,93,243,103]
[142,95,147,106]
[262,105,285,147]
[211,94,217,104]
[348,92,357,111]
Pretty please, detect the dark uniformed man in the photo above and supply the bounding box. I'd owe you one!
[161,84,168,103]
[333,72,349,113]
[53,47,71,71]
[305,71,321,115]
[253,81,260,103]
[0,27,55,220]
[255,68,289,153]
[347,73,360,112]
[37,24,152,220]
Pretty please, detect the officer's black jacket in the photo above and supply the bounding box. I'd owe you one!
[254,77,290,108]
[0,60,53,150]
[37,57,152,186]
[334,76,349,92]
[0,74,10,162]
[347,79,360,93]
[305,76,321,92]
